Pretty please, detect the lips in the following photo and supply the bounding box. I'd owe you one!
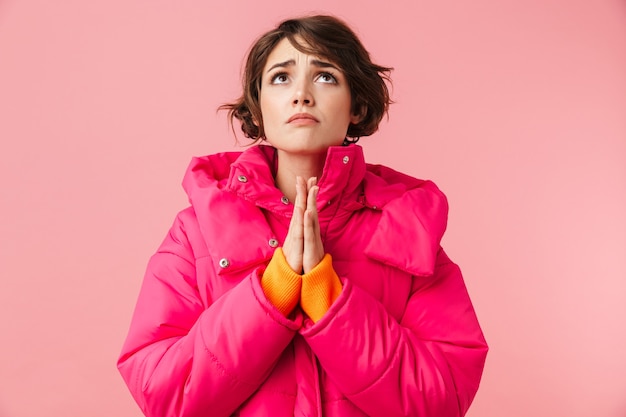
[287,113,319,123]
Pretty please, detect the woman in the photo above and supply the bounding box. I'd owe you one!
[118,14,488,417]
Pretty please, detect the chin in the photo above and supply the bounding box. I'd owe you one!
[269,137,343,155]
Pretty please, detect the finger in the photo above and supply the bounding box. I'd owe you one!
[283,177,306,272]
[305,185,321,245]
[303,186,324,273]
[306,184,319,227]
[294,176,307,212]
[291,205,305,239]
[306,176,317,193]
[283,205,304,272]
[286,177,305,239]
[303,207,325,273]
[303,203,319,248]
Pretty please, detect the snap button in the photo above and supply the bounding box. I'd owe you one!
[280,196,289,204]
[268,238,278,248]
[342,156,349,164]
[218,258,230,268]
[237,175,248,183]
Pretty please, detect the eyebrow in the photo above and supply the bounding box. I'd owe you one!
[266,59,340,73]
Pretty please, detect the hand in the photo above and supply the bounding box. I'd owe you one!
[302,178,324,273]
[282,177,325,274]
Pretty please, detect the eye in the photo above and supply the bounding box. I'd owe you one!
[270,72,289,85]
[316,72,337,84]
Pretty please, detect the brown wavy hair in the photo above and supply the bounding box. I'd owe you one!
[219,15,393,142]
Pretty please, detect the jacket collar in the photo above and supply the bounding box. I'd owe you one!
[224,144,367,218]
[182,144,448,277]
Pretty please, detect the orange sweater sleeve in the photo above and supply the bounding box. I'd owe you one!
[301,254,342,323]
[261,248,302,317]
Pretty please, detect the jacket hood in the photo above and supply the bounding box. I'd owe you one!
[182,145,448,277]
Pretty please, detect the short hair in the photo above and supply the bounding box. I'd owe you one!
[220,15,393,142]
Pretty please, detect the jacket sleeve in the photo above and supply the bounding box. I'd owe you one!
[300,248,488,417]
[117,211,302,417]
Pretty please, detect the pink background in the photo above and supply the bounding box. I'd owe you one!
[1,1,625,416]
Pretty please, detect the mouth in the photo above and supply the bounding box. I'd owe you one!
[287,113,319,123]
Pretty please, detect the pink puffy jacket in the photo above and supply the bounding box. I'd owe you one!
[118,144,488,417]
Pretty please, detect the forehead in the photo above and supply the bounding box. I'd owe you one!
[263,37,337,70]
[265,38,300,65]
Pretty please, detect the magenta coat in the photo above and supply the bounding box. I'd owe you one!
[117,144,488,417]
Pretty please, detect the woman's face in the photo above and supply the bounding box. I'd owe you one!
[259,38,360,156]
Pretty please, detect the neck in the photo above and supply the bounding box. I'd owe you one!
[274,149,327,202]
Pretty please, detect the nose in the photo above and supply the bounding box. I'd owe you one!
[293,97,311,105]
[292,79,314,106]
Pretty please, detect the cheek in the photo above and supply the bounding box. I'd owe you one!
[260,94,281,120]
[330,97,354,126]
[258,101,272,128]
[330,90,353,115]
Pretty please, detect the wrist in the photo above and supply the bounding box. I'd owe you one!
[261,248,302,316]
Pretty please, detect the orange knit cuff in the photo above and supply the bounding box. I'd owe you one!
[261,248,302,317]
[301,254,342,323]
